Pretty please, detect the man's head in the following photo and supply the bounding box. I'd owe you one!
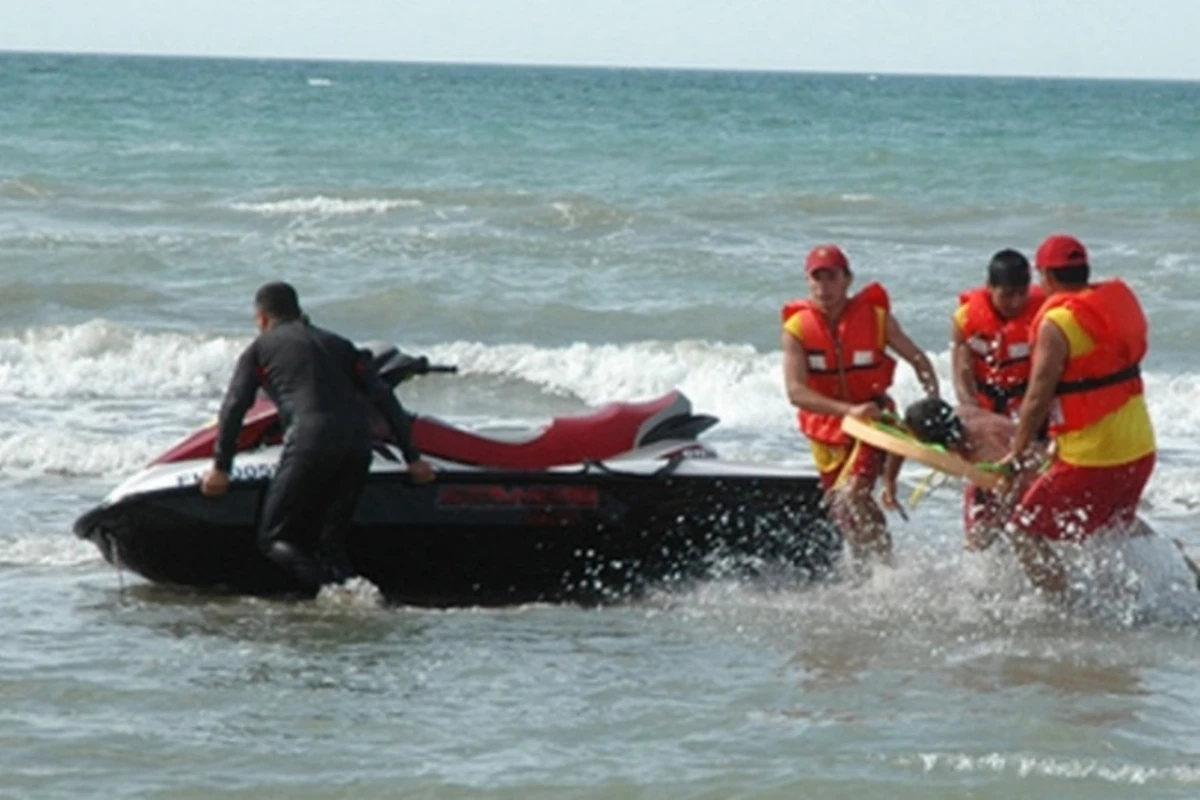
[254,281,303,331]
[805,244,853,313]
[986,249,1033,320]
[1035,234,1090,294]
[904,397,966,451]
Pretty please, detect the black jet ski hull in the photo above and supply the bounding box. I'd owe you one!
[74,471,838,606]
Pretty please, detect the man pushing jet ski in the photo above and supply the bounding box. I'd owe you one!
[200,281,436,593]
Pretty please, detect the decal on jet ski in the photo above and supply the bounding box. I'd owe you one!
[176,463,278,487]
[436,485,600,510]
[665,444,717,460]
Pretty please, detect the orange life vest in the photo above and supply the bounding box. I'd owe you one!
[782,282,896,445]
[957,285,1045,414]
[1030,279,1146,436]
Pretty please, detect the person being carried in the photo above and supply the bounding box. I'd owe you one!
[949,249,1046,547]
[201,281,436,593]
[886,397,1046,551]
[1000,234,1156,595]
[782,244,940,564]
[889,397,1200,590]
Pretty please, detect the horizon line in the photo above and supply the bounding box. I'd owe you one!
[3,46,1199,86]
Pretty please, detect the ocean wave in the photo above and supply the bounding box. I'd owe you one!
[423,338,791,431]
[0,533,99,567]
[2,323,1199,511]
[687,190,886,219]
[0,320,245,399]
[0,280,169,313]
[0,427,176,478]
[901,752,1200,786]
[542,198,634,231]
[229,195,424,216]
[0,176,60,200]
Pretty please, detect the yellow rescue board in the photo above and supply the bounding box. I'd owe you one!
[840,414,1003,491]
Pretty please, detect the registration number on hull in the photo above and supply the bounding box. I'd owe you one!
[176,462,278,487]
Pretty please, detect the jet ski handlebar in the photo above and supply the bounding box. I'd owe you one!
[361,342,457,387]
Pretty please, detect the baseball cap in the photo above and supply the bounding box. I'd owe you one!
[1035,235,1088,271]
[805,244,850,274]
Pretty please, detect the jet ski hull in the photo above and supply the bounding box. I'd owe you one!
[74,467,838,606]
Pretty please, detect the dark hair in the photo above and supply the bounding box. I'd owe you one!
[254,281,302,321]
[987,249,1031,289]
[1047,264,1090,288]
[904,398,965,449]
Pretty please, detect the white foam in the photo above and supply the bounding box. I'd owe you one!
[652,525,1200,641]
[424,339,795,431]
[306,77,334,87]
[905,752,1200,786]
[0,319,244,399]
[0,428,174,477]
[1056,532,1200,625]
[424,341,1200,512]
[8,323,1198,451]
[230,196,423,216]
[0,533,99,567]
[3,324,1198,511]
[315,576,385,609]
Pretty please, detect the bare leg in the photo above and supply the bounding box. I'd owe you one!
[1006,525,1067,595]
[965,524,1002,552]
[830,475,893,565]
[965,489,1009,552]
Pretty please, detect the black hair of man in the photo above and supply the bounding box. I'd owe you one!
[987,249,1032,289]
[255,281,303,322]
[1047,264,1090,288]
[903,397,966,450]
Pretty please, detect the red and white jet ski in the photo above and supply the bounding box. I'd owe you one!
[73,344,836,605]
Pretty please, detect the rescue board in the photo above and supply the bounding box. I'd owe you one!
[840,414,1004,491]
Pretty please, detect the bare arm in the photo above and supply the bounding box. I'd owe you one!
[950,322,980,408]
[782,329,858,418]
[1009,320,1067,459]
[885,314,940,399]
[884,452,904,485]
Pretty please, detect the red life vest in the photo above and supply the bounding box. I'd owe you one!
[1030,279,1146,435]
[957,285,1045,414]
[782,282,896,445]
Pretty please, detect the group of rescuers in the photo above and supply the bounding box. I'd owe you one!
[781,233,1164,596]
[196,232,1163,599]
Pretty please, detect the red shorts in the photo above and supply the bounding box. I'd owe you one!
[1009,453,1155,541]
[810,438,885,492]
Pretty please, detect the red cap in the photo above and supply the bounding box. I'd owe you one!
[805,244,850,274]
[1035,234,1088,271]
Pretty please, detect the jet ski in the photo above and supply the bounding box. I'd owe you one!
[73,344,838,605]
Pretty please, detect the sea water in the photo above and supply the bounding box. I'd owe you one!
[3,53,1200,797]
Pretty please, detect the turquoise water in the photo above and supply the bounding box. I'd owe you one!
[3,52,1200,797]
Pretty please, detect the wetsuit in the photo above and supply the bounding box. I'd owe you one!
[213,318,421,590]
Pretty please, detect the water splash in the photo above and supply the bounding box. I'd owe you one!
[316,576,385,609]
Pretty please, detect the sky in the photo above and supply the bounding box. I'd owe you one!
[3,0,1199,81]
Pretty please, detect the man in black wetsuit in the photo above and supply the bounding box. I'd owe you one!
[200,281,436,591]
